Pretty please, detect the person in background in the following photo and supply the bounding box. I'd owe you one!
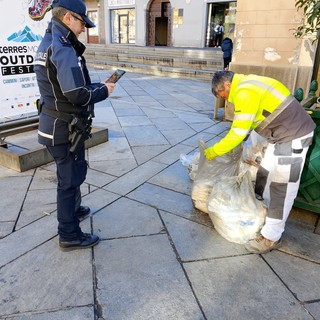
[214,21,224,47]
[221,37,233,70]
[35,0,115,251]
[204,71,315,253]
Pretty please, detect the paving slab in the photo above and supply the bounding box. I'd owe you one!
[113,105,146,117]
[88,158,137,177]
[173,111,215,124]
[15,189,57,229]
[0,239,94,316]
[131,145,171,164]
[203,121,231,135]
[28,168,57,190]
[123,125,169,146]
[152,144,194,165]
[131,95,159,103]
[84,167,116,188]
[92,197,164,239]
[263,251,320,302]
[0,215,56,267]
[305,303,320,319]
[140,106,175,118]
[0,175,32,222]
[161,211,246,261]
[88,137,134,162]
[151,117,192,131]
[127,183,209,226]
[280,220,320,263]
[80,188,121,215]
[8,306,94,320]
[103,161,167,195]
[0,221,15,239]
[160,100,196,112]
[118,115,153,126]
[181,131,215,147]
[148,161,193,195]
[160,128,197,145]
[184,255,314,320]
[95,235,205,320]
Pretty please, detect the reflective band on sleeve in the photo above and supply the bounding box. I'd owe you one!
[238,80,287,101]
[234,113,256,121]
[34,61,46,67]
[38,130,53,139]
[231,127,249,136]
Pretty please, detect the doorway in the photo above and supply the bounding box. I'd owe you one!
[147,0,172,46]
[155,17,168,45]
[119,14,129,44]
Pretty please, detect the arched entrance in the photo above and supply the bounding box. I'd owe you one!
[147,0,172,46]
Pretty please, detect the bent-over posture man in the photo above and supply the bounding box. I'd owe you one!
[204,71,315,253]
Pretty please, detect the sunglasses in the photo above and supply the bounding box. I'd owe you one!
[71,13,86,27]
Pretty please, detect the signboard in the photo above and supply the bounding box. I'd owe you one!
[0,0,51,120]
[108,0,135,7]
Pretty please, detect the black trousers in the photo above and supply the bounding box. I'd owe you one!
[47,144,87,240]
[215,33,223,47]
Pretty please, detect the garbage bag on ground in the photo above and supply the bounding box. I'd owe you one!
[179,152,200,180]
[191,140,242,214]
[207,170,266,244]
[188,137,266,244]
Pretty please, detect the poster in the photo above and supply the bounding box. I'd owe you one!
[0,0,51,121]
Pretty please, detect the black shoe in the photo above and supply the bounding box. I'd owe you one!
[59,233,100,252]
[76,206,91,218]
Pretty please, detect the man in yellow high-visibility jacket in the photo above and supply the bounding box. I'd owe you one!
[205,71,316,253]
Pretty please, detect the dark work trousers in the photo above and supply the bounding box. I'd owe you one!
[47,144,88,240]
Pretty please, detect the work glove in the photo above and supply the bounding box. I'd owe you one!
[204,146,218,160]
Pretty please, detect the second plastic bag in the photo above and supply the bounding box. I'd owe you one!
[207,170,266,244]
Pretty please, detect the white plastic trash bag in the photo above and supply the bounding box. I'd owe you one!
[179,152,200,180]
[191,140,242,214]
[207,170,266,244]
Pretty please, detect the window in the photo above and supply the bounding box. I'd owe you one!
[87,11,99,44]
[110,9,135,44]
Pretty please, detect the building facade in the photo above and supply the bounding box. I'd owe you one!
[83,0,318,94]
[84,0,237,47]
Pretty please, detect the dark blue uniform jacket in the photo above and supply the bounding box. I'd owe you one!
[35,18,108,146]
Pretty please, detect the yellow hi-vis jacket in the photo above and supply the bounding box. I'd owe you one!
[212,74,291,156]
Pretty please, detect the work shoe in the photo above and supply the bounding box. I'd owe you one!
[245,234,281,254]
[76,206,91,218]
[59,233,99,252]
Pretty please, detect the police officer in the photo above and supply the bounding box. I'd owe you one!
[205,71,315,253]
[35,0,115,251]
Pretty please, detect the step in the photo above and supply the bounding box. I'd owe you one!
[86,44,221,60]
[86,52,222,70]
[86,59,216,81]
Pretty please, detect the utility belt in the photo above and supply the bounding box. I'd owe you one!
[38,101,92,155]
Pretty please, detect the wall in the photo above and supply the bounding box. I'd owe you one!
[138,0,207,48]
[169,0,206,47]
[231,0,317,93]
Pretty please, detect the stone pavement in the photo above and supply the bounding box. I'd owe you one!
[0,70,320,320]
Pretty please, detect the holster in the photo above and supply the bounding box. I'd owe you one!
[36,99,42,115]
[69,116,92,155]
